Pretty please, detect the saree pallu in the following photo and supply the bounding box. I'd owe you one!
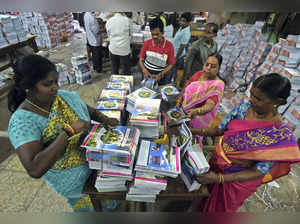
[182,79,224,148]
[201,120,300,212]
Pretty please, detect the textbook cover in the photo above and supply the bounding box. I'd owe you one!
[96,99,125,111]
[135,140,181,178]
[99,89,127,100]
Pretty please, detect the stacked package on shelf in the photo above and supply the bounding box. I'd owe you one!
[0,23,9,48]
[82,123,140,192]
[135,140,181,178]
[0,15,28,46]
[18,12,74,48]
[180,138,210,192]
[126,171,167,203]
[71,56,92,85]
[128,98,161,139]
[126,87,160,113]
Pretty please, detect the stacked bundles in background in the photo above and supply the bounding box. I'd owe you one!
[0,14,28,47]
[18,12,74,48]
[82,123,140,192]
[126,87,160,113]
[128,98,161,139]
[126,171,167,203]
[71,56,92,85]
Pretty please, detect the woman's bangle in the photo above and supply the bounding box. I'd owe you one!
[63,124,75,136]
[219,173,224,184]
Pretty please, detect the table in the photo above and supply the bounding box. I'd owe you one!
[0,35,39,72]
[82,171,209,212]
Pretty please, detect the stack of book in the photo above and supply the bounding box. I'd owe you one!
[71,56,91,85]
[110,75,134,91]
[97,89,127,122]
[180,138,210,192]
[106,81,131,94]
[126,87,160,113]
[128,98,161,139]
[56,63,69,86]
[126,171,167,203]
[135,140,181,178]
[95,170,133,192]
[170,122,192,156]
[160,85,180,102]
[82,123,140,178]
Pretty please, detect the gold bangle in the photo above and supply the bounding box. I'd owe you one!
[219,174,224,184]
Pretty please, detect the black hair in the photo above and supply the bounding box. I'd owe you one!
[149,18,164,33]
[253,73,291,105]
[180,12,193,23]
[206,23,219,34]
[7,54,56,113]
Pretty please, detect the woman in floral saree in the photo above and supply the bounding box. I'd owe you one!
[8,55,119,212]
[176,54,225,148]
[190,73,300,212]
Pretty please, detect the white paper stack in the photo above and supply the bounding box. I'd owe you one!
[95,170,132,192]
[126,87,159,113]
[135,140,181,178]
[128,98,161,139]
[82,123,140,177]
[126,171,167,203]
[0,25,9,48]
[0,15,19,45]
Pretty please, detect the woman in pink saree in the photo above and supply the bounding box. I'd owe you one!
[176,55,225,148]
[190,73,300,212]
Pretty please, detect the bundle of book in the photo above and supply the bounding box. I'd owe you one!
[160,85,180,102]
[82,122,140,192]
[71,56,92,85]
[0,14,28,48]
[18,12,74,48]
[126,87,160,113]
[97,75,133,123]
[56,63,76,86]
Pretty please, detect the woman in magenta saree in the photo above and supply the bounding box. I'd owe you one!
[191,73,300,212]
[176,55,225,148]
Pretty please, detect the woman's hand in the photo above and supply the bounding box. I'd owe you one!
[187,108,199,119]
[195,171,220,184]
[103,117,119,130]
[71,120,91,134]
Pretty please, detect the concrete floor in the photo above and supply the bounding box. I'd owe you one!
[1,32,300,212]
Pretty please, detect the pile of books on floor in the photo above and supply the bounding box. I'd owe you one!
[180,138,210,192]
[128,98,161,139]
[126,87,160,113]
[126,171,167,203]
[97,75,133,123]
[82,122,140,192]
[56,63,76,86]
[71,56,92,85]
[0,14,28,48]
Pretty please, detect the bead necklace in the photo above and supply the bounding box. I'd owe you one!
[25,98,50,114]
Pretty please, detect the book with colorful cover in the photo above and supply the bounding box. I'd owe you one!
[82,123,140,155]
[98,110,121,121]
[180,160,201,192]
[110,75,134,88]
[127,87,159,102]
[99,89,127,100]
[135,140,181,178]
[161,85,180,96]
[164,107,190,126]
[96,99,125,111]
[106,81,131,93]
